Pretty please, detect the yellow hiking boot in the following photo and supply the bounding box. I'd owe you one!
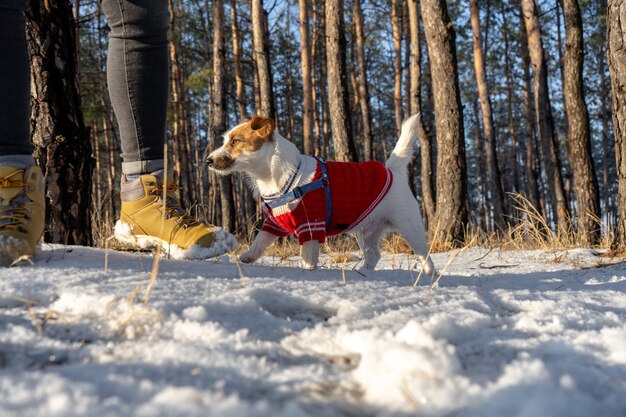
[0,166,45,266]
[114,171,237,259]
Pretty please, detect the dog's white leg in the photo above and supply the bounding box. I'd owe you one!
[355,232,366,257]
[359,227,384,270]
[395,216,435,275]
[299,240,321,269]
[239,231,279,263]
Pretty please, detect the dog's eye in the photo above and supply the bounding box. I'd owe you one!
[231,138,240,145]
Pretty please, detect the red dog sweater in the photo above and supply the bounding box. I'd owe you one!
[262,160,393,244]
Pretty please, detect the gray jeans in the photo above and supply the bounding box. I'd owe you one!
[0,0,168,174]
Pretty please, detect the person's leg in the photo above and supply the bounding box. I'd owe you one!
[101,0,237,258]
[101,0,168,176]
[0,1,33,158]
[0,1,46,265]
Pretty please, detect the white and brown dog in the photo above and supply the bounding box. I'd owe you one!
[207,115,434,273]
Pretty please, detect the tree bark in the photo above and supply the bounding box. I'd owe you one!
[470,0,506,231]
[353,0,374,161]
[325,0,358,162]
[299,0,315,155]
[519,4,542,217]
[420,0,467,245]
[408,0,435,227]
[521,0,571,235]
[392,0,404,136]
[168,0,194,208]
[231,0,247,121]
[213,0,236,232]
[562,0,601,245]
[252,0,275,119]
[608,0,626,248]
[502,1,521,200]
[26,0,94,246]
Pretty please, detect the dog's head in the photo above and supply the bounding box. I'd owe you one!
[206,116,276,174]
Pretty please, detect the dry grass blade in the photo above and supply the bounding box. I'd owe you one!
[231,254,247,287]
[104,234,117,276]
[0,292,40,307]
[143,144,168,305]
[430,234,478,290]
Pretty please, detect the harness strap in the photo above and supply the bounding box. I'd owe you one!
[263,156,333,232]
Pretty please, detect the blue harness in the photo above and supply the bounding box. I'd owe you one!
[263,157,333,231]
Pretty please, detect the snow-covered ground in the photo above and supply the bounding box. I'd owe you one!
[0,244,625,417]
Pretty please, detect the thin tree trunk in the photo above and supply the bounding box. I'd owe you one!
[502,2,521,199]
[299,0,315,155]
[598,35,613,230]
[473,98,490,233]
[168,0,194,207]
[26,0,94,245]
[312,0,323,155]
[562,0,601,244]
[252,0,275,119]
[325,0,358,162]
[353,0,374,161]
[392,0,404,136]
[213,0,236,232]
[608,0,626,248]
[420,0,467,245]
[470,0,506,231]
[521,0,571,235]
[231,0,247,120]
[284,1,295,142]
[519,4,542,216]
[408,0,435,227]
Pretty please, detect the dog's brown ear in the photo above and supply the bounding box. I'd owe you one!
[250,116,275,139]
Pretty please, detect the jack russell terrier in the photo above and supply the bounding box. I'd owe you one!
[207,115,434,273]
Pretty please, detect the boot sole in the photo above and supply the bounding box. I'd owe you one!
[113,221,238,260]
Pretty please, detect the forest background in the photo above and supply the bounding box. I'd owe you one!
[24,0,626,252]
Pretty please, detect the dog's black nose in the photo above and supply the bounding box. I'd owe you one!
[206,157,214,166]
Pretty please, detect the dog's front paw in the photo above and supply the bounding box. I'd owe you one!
[239,251,258,264]
[300,260,318,270]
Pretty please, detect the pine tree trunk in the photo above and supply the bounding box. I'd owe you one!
[519,5,542,216]
[353,0,374,161]
[299,0,315,155]
[502,2,521,200]
[521,0,571,235]
[392,0,404,136]
[213,0,236,232]
[168,0,194,208]
[311,0,323,155]
[284,4,295,142]
[470,0,506,231]
[473,98,490,232]
[325,0,358,162]
[562,0,601,245]
[231,0,247,120]
[408,0,435,227]
[608,0,626,248]
[420,0,467,245]
[598,37,614,230]
[26,0,94,246]
[252,0,275,119]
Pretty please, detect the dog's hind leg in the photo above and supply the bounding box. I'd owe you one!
[395,216,435,275]
[300,240,321,269]
[357,227,384,270]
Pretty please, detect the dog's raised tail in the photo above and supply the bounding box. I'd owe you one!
[385,114,419,176]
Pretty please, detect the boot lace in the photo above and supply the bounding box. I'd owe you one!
[149,182,199,229]
[0,170,31,233]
